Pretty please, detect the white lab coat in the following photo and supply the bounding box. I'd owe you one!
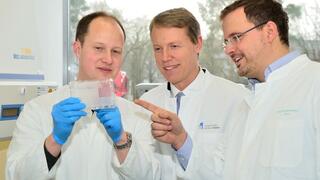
[140,69,248,180]
[222,54,320,180]
[6,85,160,180]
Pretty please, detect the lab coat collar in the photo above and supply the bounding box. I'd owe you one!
[168,68,206,98]
[264,50,300,81]
[253,54,308,93]
[264,54,308,83]
[248,50,300,89]
[246,54,307,107]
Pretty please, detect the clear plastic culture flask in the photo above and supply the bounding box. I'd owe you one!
[69,79,116,110]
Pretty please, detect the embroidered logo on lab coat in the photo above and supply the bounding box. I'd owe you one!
[199,121,220,129]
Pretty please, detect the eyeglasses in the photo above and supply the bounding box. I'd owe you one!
[223,21,268,48]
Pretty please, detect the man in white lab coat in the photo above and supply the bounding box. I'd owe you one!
[219,0,320,179]
[135,8,248,179]
[6,11,159,180]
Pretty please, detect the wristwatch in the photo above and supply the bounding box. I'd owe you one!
[113,132,132,150]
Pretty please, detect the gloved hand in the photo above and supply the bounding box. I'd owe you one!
[96,107,123,143]
[52,97,87,145]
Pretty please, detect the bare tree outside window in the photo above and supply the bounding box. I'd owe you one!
[286,1,319,62]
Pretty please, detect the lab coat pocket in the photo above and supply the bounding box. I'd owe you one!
[195,120,224,155]
[196,129,224,173]
[259,117,304,168]
[197,127,224,148]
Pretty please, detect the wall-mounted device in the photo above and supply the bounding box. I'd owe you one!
[0,104,23,121]
[0,81,57,139]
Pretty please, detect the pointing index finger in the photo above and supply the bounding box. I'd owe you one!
[134,99,159,114]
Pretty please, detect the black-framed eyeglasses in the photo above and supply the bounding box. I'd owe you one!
[223,21,268,48]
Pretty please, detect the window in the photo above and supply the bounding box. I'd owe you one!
[66,0,319,99]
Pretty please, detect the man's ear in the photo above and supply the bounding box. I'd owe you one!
[264,21,278,43]
[195,35,203,53]
[72,41,81,59]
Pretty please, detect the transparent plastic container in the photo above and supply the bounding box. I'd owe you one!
[69,79,116,110]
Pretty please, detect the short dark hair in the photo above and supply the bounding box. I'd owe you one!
[75,11,126,45]
[149,8,201,44]
[220,0,289,46]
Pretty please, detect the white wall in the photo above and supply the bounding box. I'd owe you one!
[0,0,64,86]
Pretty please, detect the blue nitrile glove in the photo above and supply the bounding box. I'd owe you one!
[96,107,124,143]
[51,97,87,145]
